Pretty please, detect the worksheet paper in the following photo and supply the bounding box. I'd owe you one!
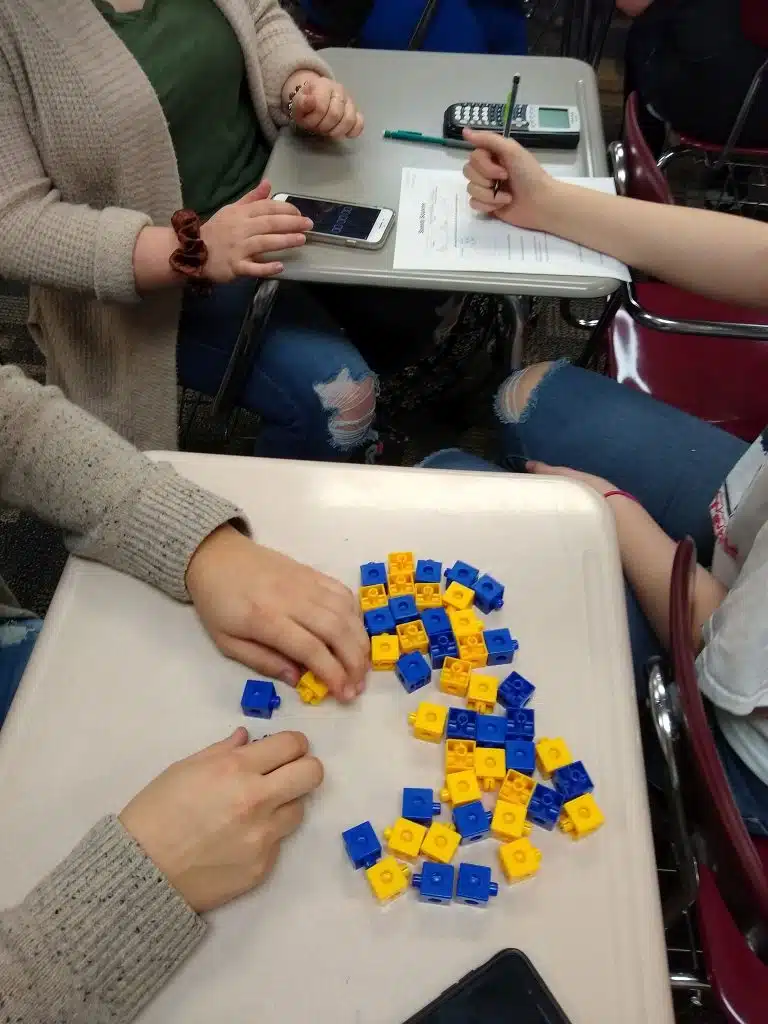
[393,167,631,280]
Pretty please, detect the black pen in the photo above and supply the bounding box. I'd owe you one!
[493,73,521,197]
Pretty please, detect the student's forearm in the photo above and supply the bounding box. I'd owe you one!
[132,225,184,291]
[545,182,768,308]
[608,495,728,650]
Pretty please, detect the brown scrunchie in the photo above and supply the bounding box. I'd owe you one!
[170,209,211,294]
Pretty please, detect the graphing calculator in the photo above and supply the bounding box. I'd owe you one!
[443,101,581,149]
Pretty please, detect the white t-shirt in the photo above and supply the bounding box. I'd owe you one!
[696,430,768,785]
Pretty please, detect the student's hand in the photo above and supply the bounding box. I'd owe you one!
[120,728,323,913]
[186,525,369,702]
[526,460,615,497]
[288,73,364,139]
[200,180,312,281]
[462,129,559,232]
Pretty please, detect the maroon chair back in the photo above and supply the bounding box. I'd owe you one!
[741,0,768,49]
[670,538,768,951]
[623,93,674,206]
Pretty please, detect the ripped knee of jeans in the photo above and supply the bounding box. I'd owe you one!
[313,368,378,451]
[495,359,568,425]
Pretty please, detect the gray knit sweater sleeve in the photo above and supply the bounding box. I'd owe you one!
[0,364,243,601]
[0,816,206,1023]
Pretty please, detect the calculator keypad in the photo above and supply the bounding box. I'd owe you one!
[453,102,525,128]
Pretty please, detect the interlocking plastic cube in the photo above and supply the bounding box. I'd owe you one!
[448,608,484,638]
[506,707,535,740]
[498,769,535,807]
[444,560,479,587]
[421,607,453,638]
[342,820,382,869]
[452,800,492,843]
[388,571,415,597]
[364,606,396,636]
[497,670,536,710]
[440,768,482,806]
[421,822,461,864]
[360,561,387,588]
[240,680,281,718]
[559,793,604,839]
[408,700,448,742]
[396,620,429,655]
[415,559,442,584]
[388,551,415,574]
[526,784,564,831]
[371,633,400,670]
[443,581,475,612]
[384,817,428,859]
[458,632,488,668]
[472,573,505,613]
[402,787,441,825]
[447,706,477,741]
[455,863,499,906]
[296,671,329,705]
[412,862,455,904]
[498,837,541,884]
[491,798,533,842]
[535,738,574,779]
[483,628,519,665]
[389,595,419,625]
[445,739,476,774]
[466,673,498,714]
[439,657,472,698]
[476,714,510,747]
[359,584,388,612]
[415,582,442,610]
[396,651,431,694]
[366,856,410,902]
[552,760,594,801]
[474,747,506,790]
[429,634,458,669]
[505,739,536,776]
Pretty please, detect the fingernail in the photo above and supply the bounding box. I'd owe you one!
[343,684,357,701]
[280,668,299,686]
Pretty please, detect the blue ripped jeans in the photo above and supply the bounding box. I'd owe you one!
[0,618,43,728]
[177,280,377,460]
[422,362,768,836]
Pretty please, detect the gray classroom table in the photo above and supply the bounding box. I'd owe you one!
[265,49,618,299]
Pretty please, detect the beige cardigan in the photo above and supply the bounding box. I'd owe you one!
[0,0,330,449]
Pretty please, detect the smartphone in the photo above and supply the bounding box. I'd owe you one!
[272,194,395,250]
[403,949,572,1024]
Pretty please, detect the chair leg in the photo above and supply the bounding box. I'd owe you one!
[574,290,622,370]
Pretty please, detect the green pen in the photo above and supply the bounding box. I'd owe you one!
[383,130,474,151]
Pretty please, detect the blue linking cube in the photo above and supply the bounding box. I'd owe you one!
[240,680,281,719]
[447,707,477,741]
[505,739,536,776]
[472,574,505,613]
[395,651,432,694]
[444,560,480,586]
[360,561,387,588]
[421,607,453,639]
[483,628,519,666]
[453,800,493,843]
[552,761,594,801]
[429,635,458,669]
[342,821,382,869]
[527,784,564,831]
[475,714,510,747]
[415,559,442,584]
[412,863,455,904]
[364,606,396,636]
[497,670,536,710]
[507,707,535,741]
[402,787,441,825]
[456,863,499,906]
[389,595,419,625]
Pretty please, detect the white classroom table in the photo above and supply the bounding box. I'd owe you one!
[0,457,673,1024]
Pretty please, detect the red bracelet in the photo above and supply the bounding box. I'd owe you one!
[603,489,640,504]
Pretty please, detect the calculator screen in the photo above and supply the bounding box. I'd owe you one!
[537,107,571,129]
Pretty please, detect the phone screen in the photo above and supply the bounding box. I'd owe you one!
[284,196,381,239]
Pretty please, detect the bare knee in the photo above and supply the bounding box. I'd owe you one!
[313,369,377,451]
[495,361,555,424]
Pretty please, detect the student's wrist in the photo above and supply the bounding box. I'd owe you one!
[537,179,582,237]
[281,69,321,111]
[133,226,182,292]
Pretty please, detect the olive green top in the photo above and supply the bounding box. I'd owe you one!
[95,0,269,218]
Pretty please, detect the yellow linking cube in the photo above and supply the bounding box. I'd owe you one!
[535,738,573,779]
[445,739,476,774]
[559,794,605,840]
[408,701,448,743]
[383,817,428,859]
[359,584,388,612]
[396,620,429,654]
[440,768,482,806]
[491,799,532,842]
[366,856,411,902]
[388,571,415,597]
[474,747,506,790]
[415,582,442,610]
[458,632,488,668]
[388,551,414,574]
[466,673,498,714]
[448,609,484,638]
[296,671,328,705]
[498,769,536,807]
[498,838,542,883]
[442,581,475,611]
[439,656,472,697]
[421,822,460,864]
[371,633,400,670]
